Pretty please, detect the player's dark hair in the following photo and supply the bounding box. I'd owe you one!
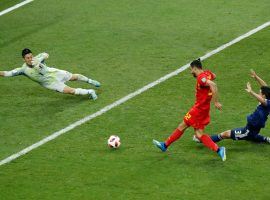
[261,86,270,99]
[22,48,32,58]
[190,58,202,69]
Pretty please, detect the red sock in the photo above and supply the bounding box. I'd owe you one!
[200,134,219,152]
[165,128,184,147]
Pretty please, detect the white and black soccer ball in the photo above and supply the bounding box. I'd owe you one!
[107,135,121,149]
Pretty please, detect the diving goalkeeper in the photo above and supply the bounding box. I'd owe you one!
[0,48,100,100]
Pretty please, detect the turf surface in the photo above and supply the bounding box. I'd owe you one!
[0,0,270,199]
[0,0,21,12]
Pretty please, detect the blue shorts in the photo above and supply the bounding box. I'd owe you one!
[231,127,259,141]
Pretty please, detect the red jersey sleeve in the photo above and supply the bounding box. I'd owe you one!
[197,74,208,86]
[204,70,216,80]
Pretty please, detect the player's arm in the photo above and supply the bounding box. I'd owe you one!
[250,69,267,86]
[245,82,267,106]
[31,53,49,69]
[206,80,222,110]
[35,52,49,63]
[0,68,24,77]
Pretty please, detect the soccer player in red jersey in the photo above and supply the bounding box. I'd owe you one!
[153,58,226,161]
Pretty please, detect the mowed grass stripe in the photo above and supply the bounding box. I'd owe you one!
[0,21,269,167]
[1,28,270,200]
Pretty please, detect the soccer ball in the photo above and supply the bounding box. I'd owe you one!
[107,135,121,149]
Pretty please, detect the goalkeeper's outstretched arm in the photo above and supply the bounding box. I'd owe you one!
[0,68,24,77]
[35,52,49,63]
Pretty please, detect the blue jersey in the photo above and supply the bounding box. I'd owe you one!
[247,99,270,130]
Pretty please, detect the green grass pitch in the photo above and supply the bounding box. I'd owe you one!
[0,0,270,199]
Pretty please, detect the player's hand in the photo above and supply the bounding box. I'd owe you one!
[43,52,49,59]
[245,82,252,93]
[250,69,257,79]
[0,71,5,76]
[31,58,40,66]
[214,102,222,110]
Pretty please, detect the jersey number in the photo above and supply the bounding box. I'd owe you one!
[184,113,191,120]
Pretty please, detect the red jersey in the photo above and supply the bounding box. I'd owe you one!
[194,70,216,111]
[183,70,216,129]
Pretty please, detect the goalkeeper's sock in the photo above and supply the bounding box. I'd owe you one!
[88,79,101,87]
[165,128,184,147]
[76,74,101,87]
[74,88,89,95]
[76,74,89,82]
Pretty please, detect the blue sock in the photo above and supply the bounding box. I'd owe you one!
[211,134,222,142]
[253,134,268,143]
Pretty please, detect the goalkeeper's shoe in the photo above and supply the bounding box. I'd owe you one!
[152,139,167,152]
[88,79,101,87]
[217,147,226,161]
[88,89,98,100]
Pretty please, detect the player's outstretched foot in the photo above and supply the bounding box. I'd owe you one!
[192,135,201,143]
[88,79,101,87]
[217,147,226,161]
[88,89,98,100]
[152,139,167,152]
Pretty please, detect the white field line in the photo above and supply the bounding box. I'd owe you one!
[0,0,34,17]
[1,21,270,166]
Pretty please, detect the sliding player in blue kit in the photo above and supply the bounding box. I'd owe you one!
[194,70,270,144]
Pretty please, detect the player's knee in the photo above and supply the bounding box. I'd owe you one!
[63,87,75,94]
[222,130,231,138]
[178,121,188,131]
[195,132,202,139]
[70,74,78,81]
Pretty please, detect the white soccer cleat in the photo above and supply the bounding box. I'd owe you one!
[88,89,98,100]
[192,135,201,143]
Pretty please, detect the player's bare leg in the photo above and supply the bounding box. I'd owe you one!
[153,121,189,152]
[70,74,101,87]
[63,86,75,94]
[63,86,97,100]
[221,130,232,138]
